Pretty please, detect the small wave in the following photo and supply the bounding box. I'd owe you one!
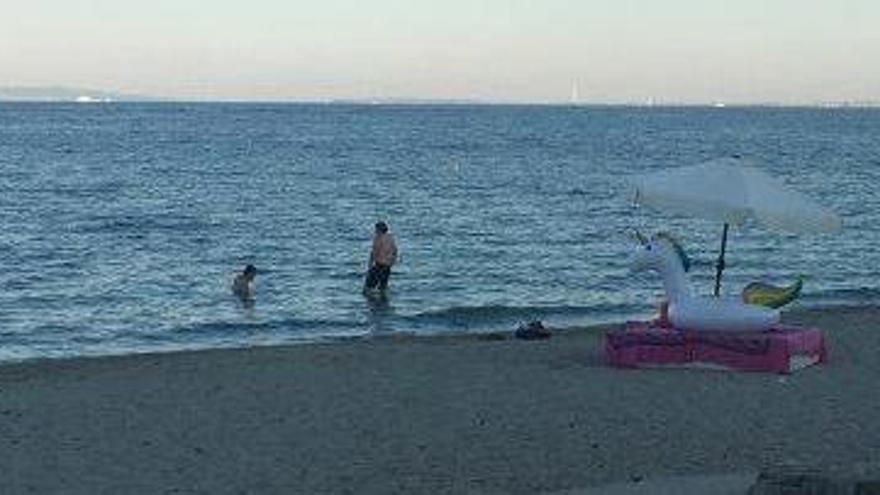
[801,286,880,305]
[72,213,216,236]
[400,302,645,331]
[173,317,363,337]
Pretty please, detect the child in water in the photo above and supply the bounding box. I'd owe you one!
[232,264,257,300]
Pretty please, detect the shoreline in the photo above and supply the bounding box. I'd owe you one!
[0,303,869,370]
[2,304,879,493]
[0,311,629,369]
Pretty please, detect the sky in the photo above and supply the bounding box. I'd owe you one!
[2,0,879,103]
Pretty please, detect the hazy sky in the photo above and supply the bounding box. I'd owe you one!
[2,0,878,103]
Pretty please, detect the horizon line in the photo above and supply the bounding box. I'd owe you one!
[3,97,880,109]
[2,86,880,108]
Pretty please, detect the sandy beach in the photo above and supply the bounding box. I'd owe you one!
[2,305,879,494]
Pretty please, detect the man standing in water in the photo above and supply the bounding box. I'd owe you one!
[364,221,398,294]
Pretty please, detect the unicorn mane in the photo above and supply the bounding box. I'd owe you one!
[654,232,691,272]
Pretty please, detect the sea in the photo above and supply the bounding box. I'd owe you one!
[1,102,878,362]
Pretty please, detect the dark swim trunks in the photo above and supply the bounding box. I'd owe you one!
[364,263,392,291]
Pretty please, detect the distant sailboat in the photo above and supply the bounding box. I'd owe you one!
[569,80,580,105]
[75,95,111,103]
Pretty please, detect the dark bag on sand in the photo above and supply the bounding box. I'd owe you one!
[515,320,551,340]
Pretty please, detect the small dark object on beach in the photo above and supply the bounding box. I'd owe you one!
[515,320,551,340]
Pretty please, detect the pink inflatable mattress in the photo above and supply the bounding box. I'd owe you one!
[606,321,827,374]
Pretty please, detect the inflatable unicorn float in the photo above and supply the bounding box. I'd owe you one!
[631,231,802,332]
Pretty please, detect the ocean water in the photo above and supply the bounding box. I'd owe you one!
[0,102,878,361]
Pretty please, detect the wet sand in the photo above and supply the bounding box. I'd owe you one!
[1,306,878,494]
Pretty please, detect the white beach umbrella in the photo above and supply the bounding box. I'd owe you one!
[631,157,842,295]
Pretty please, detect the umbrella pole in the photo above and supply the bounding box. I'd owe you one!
[714,223,729,297]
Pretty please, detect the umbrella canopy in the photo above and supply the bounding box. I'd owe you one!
[631,157,842,295]
[633,157,842,234]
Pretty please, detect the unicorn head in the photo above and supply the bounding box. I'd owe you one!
[631,231,692,300]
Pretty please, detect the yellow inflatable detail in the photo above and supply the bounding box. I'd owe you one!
[742,277,803,309]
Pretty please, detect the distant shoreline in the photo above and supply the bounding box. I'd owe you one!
[4,99,880,109]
